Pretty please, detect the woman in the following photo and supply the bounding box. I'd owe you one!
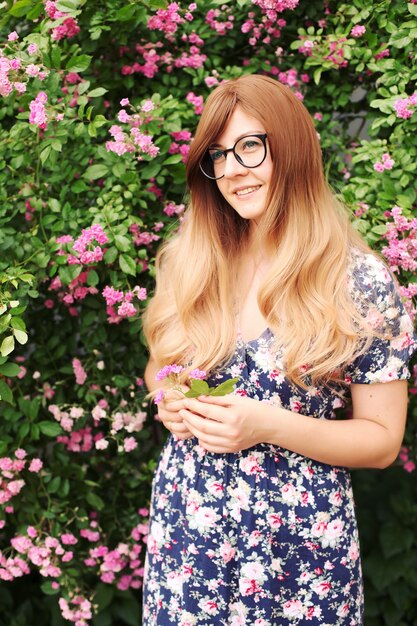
[142,74,416,625]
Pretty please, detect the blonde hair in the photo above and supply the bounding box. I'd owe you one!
[143,74,378,387]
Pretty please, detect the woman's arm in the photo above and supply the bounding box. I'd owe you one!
[179,379,408,468]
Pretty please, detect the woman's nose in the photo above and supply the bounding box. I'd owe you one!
[222,152,248,178]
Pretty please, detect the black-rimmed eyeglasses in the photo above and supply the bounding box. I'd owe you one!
[199,133,268,180]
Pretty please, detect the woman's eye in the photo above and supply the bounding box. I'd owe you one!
[210,150,224,162]
[242,140,259,151]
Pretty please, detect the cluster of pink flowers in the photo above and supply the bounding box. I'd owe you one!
[263,64,307,99]
[0,450,43,507]
[382,206,417,320]
[57,426,97,452]
[186,91,203,114]
[46,271,99,316]
[156,364,185,381]
[102,285,147,323]
[350,24,366,38]
[109,409,147,437]
[10,530,74,578]
[72,358,87,386]
[394,92,417,120]
[373,152,395,172]
[44,1,80,41]
[251,0,299,12]
[325,37,348,68]
[154,365,207,404]
[298,38,314,56]
[168,129,192,162]
[354,202,369,218]
[242,11,286,46]
[84,511,148,590]
[163,201,186,217]
[147,2,190,39]
[121,38,206,79]
[29,91,48,129]
[69,224,108,265]
[206,7,234,35]
[399,445,416,472]
[106,100,160,160]
[58,596,92,626]
[49,402,85,432]
[0,38,47,98]
[129,222,160,247]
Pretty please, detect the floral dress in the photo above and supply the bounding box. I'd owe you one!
[142,251,417,626]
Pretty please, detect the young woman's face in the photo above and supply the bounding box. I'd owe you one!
[213,106,273,223]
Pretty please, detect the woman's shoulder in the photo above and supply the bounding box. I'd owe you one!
[347,246,393,288]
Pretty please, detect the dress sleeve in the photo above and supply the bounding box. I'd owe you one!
[343,251,417,385]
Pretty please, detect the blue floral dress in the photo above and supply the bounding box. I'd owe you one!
[142,251,416,626]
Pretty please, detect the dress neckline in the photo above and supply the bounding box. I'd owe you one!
[237,326,271,345]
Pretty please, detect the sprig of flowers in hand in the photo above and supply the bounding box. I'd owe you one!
[154,364,238,403]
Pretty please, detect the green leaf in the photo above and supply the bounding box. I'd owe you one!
[88,88,108,98]
[0,380,13,404]
[0,336,15,357]
[86,491,105,510]
[0,363,21,377]
[119,254,137,276]
[66,55,92,73]
[208,378,239,396]
[13,329,28,345]
[103,247,118,264]
[140,161,161,180]
[83,164,109,180]
[38,421,62,437]
[409,2,417,16]
[116,4,137,20]
[163,154,183,165]
[114,234,131,252]
[87,270,99,286]
[48,476,61,494]
[8,0,32,17]
[185,379,210,397]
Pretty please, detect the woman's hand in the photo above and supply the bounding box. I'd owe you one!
[157,387,194,440]
[179,394,271,453]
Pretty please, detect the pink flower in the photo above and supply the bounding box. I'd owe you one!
[120,98,130,106]
[61,533,78,545]
[156,364,185,380]
[8,31,19,41]
[26,64,40,77]
[351,24,366,37]
[28,43,38,54]
[154,389,165,405]
[189,369,206,380]
[72,358,87,385]
[117,301,137,317]
[123,437,138,452]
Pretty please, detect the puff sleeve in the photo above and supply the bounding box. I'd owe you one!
[343,251,417,385]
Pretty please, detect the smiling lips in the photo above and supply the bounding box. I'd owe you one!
[234,185,262,196]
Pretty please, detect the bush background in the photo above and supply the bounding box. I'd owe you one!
[0,0,416,624]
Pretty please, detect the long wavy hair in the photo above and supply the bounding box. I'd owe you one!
[143,74,376,387]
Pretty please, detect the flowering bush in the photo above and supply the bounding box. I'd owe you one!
[0,0,416,624]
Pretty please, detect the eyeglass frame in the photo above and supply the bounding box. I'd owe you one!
[199,133,268,180]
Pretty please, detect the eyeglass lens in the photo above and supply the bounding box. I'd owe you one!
[201,135,266,180]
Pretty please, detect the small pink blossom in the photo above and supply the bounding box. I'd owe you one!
[8,31,19,42]
[28,459,43,473]
[351,25,366,38]
[123,437,138,452]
